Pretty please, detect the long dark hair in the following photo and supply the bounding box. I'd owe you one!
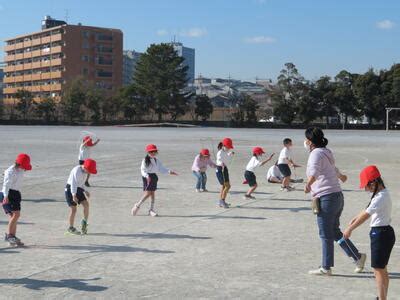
[145,155,152,167]
[305,127,328,148]
[366,177,386,208]
[217,142,223,150]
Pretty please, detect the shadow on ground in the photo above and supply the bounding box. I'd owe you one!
[40,244,175,254]
[159,214,266,220]
[237,206,310,213]
[0,277,108,291]
[24,198,63,203]
[90,232,211,240]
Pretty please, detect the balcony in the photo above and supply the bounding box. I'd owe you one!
[3,87,18,94]
[41,84,62,92]
[51,46,62,54]
[15,53,24,60]
[23,40,32,48]
[51,33,62,42]
[15,65,24,71]
[4,44,15,52]
[31,61,42,69]
[31,49,42,58]
[4,65,15,72]
[50,58,62,66]
[4,55,15,62]
[41,71,62,80]
[24,74,32,81]
[14,42,24,50]
[32,38,41,46]
[32,74,42,81]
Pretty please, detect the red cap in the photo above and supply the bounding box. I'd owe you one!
[83,159,97,174]
[252,146,265,156]
[146,144,158,152]
[200,149,210,156]
[359,165,381,188]
[222,138,234,149]
[83,136,94,147]
[15,153,32,171]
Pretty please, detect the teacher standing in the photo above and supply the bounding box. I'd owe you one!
[304,127,366,276]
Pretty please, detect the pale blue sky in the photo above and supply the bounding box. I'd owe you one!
[0,0,398,81]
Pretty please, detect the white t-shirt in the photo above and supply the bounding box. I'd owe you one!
[67,165,86,195]
[79,144,91,161]
[278,147,291,165]
[216,149,233,167]
[246,156,261,172]
[2,165,24,197]
[267,165,282,180]
[366,189,392,227]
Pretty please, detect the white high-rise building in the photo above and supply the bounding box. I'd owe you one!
[171,42,195,85]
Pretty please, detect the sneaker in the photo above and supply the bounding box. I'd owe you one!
[131,204,140,216]
[81,219,88,235]
[201,189,209,192]
[243,194,256,200]
[195,189,201,193]
[84,181,90,187]
[218,199,229,208]
[308,267,332,276]
[6,235,18,246]
[14,236,24,246]
[67,227,81,235]
[354,253,366,273]
[148,210,158,217]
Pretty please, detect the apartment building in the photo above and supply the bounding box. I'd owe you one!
[3,16,123,104]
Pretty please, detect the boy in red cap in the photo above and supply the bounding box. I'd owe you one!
[344,166,395,300]
[131,144,178,217]
[1,153,32,246]
[78,135,100,187]
[216,138,235,208]
[243,147,274,199]
[191,149,217,192]
[65,159,97,235]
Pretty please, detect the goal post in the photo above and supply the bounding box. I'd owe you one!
[386,108,400,131]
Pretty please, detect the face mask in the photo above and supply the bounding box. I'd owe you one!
[304,140,311,152]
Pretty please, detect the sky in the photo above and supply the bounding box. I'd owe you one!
[0,0,399,81]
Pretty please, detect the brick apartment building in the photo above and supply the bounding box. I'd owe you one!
[3,16,123,105]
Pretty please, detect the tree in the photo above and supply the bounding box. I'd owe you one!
[85,85,104,122]
[15,89,35,121]
[231,93,259,124]
[314,76,337,126]
[353,69,382,124]
[296,81,320,124]
[334,70,361,124]
[272,63,305,125]
[60,77,86,123]
[34,97,57,122]
[194,95,213,121]
[133,43,189,121]
[116,85,148,121]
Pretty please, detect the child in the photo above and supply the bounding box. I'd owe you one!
[343,166,395,300]
[278,138,300,191]
[78,135,100,187]
[65,158,97,235]
[216,138,234,208]
[267,163,283,184]
[131,144,178,217]
[1,154,32,246]
[244,147,274,199]
[192,149,217,192]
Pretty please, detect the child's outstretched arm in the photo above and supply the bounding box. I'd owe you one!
[260,153,275,166]
[93,138,100,146]
[343,210,370,239]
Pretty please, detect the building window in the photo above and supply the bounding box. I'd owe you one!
[96,70,112,77]
[82,55,89,62]
[82,68,89,76]
[82,41,89,49]
[82,31,90,38]
[96,45,113,53]
[96,33,113,41]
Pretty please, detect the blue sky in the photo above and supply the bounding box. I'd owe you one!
[0,0,399,81]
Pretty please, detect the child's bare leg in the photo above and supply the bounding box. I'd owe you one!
[282,176,290,187]
[150,192,155,210]
[136,191,151,207]
[220,186,224,199]
[8,211,20,236]
[222,182,231,199]
[69,206,77,227]
[82,200,89,221]
[374,268,388,300]
[247,184,258,196]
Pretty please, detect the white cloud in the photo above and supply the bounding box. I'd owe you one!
[156,29,169,36]
[376,20,395,30]
[244,36,276,44]
[180,27,207,38]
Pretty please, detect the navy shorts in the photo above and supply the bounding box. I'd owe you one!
[370,226,396,268]
[216,166,229,185]
[65,184,87,207]
[244,171,257,187]
[79,160,84,165]
[1,189,21,214]
[143,173,158,191]
[278,164,291,177]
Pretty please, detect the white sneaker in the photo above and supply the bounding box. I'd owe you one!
[308,267,332,276]
[281,187,290,192]
[131,204,140,216]
[354,253,366,273]
[195,189,201,193]
[201,189,208,192]
[149,210,158,217]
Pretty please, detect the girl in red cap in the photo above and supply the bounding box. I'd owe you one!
[191,149,217,192]
[78,135,100,187]
[343,166,395,300]
[1,153,32,246]
[216,138,235,208]
[64,158,97,235]
[131,144,178,217]
[243,147,274,199]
